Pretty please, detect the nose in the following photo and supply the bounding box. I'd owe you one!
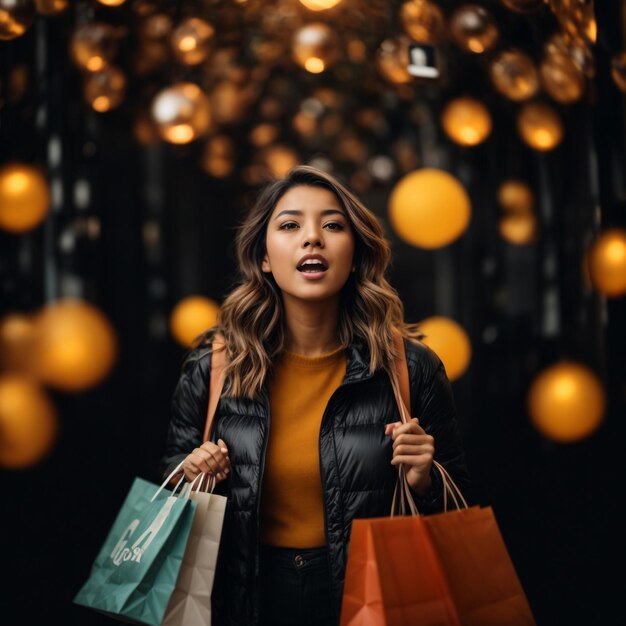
[302,223,324,248]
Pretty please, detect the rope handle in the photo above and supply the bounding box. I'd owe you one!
[389,332,468,516]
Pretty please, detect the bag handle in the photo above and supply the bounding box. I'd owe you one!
[202,334,227,444]
[390,332,468,515]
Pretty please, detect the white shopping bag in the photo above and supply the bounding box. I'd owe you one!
[161,473,227,626]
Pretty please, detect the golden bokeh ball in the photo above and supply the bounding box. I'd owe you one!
[96,0,126,5]
[490,49,539,101]
[33,299,118,392]
[388,168,471,249]
[264,144,299,178]
[151,82,212,144]
[170,296,220,348]
[201,135,235,178]
[0,375,58,469]
[527,361,605,443]
[497,179,534,214]
[441,96,492,146]
[35,0,69,16]
[449,4,499,54]
[0,163,50,233]
[498,212,538,245]
[400,0,445,45]
[611,52,626,93]
[299,0,342,10]
[0,0,35,40]
[517,101,564,151]
[84,66,127,112]
[586,228,626,297]
[171,17,215,66]
[540,51,585,104]
[376,36,412,85]
[292,22,339,73]
[0,313,35,373]
[417,316,472,381]
[70,22,118,73]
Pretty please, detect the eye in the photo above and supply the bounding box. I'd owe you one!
[278,221,299,230]
[324,221,345,231]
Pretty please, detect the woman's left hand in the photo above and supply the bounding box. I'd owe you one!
[385,418,434,495]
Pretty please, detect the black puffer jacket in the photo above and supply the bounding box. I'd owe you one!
[160,337,470,626]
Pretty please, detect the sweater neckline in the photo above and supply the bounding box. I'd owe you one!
[281,345,345,369]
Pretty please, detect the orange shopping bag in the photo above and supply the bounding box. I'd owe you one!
[339,336,537,626]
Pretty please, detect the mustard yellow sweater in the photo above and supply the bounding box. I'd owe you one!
[260,347,346,547]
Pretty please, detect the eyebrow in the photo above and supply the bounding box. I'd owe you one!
[274,209,346,220]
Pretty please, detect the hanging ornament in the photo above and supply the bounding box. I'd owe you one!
[497,179,534,214]
[0,0,35,40]
[377,36,413,85]
[449,4,499,54]
[490,49,540,101]
[151,83,212,144]
[35,0,69,15]
[171,17,215,66]
[292,22,340,73]
[441,96,492,146]
[0,163,50,233]
[540,50,585,104]
[0,375,58,469]
[201,135,235,178]
[527,361,605,443]
[586,227,626,297]
[388,168,471,249]
[70,22,118,72]
[84,66,127,112]
[516,101,564,151]
[400,0,445,45]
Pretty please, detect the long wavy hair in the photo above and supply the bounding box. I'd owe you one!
[198,165,423,399]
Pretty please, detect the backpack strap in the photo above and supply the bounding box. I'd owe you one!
[202,334,226,443]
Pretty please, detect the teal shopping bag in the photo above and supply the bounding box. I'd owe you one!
[74,471,196,626]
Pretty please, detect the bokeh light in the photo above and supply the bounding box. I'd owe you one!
[388,168,471,249]
[417,316,472,381]
[0,163,50,233]
[517,100,564,151]
[151,82,212,144]
[33,299,118,392]
[169,296,220,348]
[441,96,492,146]
[527,361,606,443]
[586,228,626,297]
[0,375,58,469]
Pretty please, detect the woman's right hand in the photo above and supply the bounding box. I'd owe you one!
[182,438,230,483]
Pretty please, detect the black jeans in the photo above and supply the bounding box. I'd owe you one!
[259,544,336,626]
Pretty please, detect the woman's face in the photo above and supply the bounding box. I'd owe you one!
[262,185,355,306]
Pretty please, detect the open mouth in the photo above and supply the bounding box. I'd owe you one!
[297,260,328,273]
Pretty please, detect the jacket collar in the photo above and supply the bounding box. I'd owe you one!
[343,339,374,383]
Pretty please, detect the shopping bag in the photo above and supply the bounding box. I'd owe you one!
[339,335,536,626]
[340,501,537,626]
[161,474,227,626]
[73,462,197,626]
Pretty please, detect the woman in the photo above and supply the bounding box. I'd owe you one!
[159,165,470,626]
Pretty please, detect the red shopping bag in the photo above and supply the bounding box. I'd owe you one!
[339,335,536,626]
